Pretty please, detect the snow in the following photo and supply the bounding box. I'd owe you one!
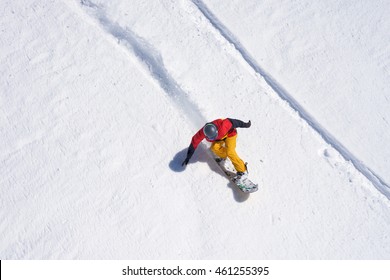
[1,0,390,259]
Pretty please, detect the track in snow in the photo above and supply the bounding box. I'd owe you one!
[192,0,390,199]
[80,0,390,199]
[80,0,206,129]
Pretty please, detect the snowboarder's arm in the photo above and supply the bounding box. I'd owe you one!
[182,143,195,166]
[182,128,205,166]
[228,118,251,128]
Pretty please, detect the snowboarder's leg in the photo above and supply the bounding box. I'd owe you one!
[225,135,246,173]
[210,140,227,159]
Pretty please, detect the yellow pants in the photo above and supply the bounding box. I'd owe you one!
[211,135,246,173]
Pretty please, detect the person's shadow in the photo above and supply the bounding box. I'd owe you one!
[169,143,250,202]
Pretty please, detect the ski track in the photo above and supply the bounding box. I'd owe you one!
[192,0,390,200]
[79,0,390,200]
[79,0,206,129]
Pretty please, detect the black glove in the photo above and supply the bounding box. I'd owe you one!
[245,120,251,128]
[182,157,190,166]
[182,144,195,167]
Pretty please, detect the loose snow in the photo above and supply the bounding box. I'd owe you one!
[1,0,390,259]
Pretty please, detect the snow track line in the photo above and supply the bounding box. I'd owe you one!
[79,0,206,128]
[192,0,390,199]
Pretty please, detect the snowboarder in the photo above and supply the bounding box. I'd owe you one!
[182,118,251,184]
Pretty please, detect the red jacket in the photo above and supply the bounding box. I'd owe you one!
[184,118,250,162]
[191,118,237,149]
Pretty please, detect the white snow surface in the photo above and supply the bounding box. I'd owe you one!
[1,0,390,259]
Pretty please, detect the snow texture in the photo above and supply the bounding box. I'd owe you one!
[1,0,390,259]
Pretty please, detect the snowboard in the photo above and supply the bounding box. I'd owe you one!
[215,158,258,193]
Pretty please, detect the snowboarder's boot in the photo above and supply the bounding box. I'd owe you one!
[215,157,224,163]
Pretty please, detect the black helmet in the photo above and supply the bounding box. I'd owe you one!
[203,123,218,140]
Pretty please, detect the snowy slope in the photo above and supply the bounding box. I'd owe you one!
[1,0,390,259]
[199,0,390,194]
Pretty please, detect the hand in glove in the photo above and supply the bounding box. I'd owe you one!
[245,120,251,128]
[182,157,190,166]
[182,144,195,167]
